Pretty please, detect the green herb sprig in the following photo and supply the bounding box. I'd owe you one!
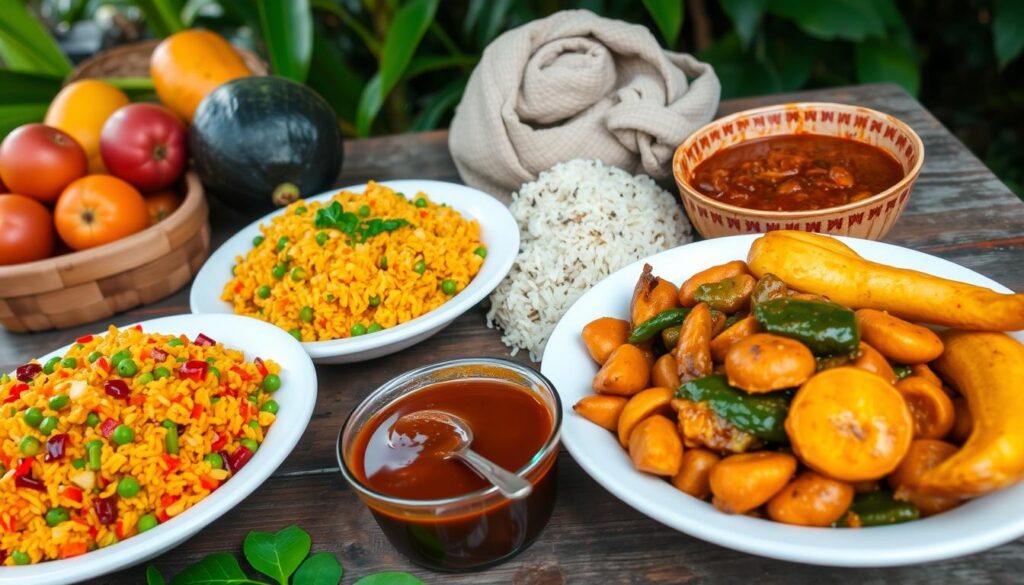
[146,525,425,585]
[314,201,410,245]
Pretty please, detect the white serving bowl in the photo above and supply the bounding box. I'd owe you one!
[190,180,519,364]
[541,234,1024,567]
[0,314,316,585]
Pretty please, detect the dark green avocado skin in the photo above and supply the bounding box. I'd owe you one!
[189,76,344,216]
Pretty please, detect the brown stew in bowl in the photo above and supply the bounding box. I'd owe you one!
[691,134,904,212]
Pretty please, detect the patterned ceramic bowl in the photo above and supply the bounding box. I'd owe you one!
[673,102,924,239]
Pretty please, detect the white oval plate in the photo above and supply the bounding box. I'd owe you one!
[190,180,519,364]
[541,234,1024,567]
[0,314,316,585]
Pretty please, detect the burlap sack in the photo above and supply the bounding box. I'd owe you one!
[449,9,721,197]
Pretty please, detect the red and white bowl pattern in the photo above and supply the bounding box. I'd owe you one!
[673,102,924,240]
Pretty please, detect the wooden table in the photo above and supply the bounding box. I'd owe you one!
[4,83,1024,584]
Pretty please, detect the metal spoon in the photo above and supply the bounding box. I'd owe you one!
[391,409,533,500]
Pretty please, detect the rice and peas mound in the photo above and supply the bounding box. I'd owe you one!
[224,182,486,341]
[0,325,281,565]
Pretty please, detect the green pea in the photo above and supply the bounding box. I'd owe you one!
[271,264,287,279]
[19,436,40,456]
[260,400,279,414]
[441,279,457,295]
[395,191,406,198]
[413,261,426,274]
[248,392,259,404]
[367,322,383,334]
[88,351,102,363]
[117,358,138,377]
[137,514,158,533]
[294,206,308,215]
[248,419,259,429]
[167,338,184,347]
[290,267,308,282]
[240,438,259,452]
[137,372,154,385]
[378,255,388,269]
[11,550,30,565]
[154,366,171,380]
[48,394,69,411]
[368,295,380,307]
[208,366,220,380]
[257,285,271,299]
[62,357,77,369]
[414,197,427,208]
[299,306,314,322]
[86,412,100,427]
[24,407,43,428]
[45,507,69,527]
[351,323,367,336]
[71,458,86,470]
[358,204,371,217]
[231,264,238,276]
[276,236,289,251]
[474,246,488,258]
[252,235,265,247]
[204,453,224,469]
[38,416,59,436]
[117,476,141,498]
[315,231,328,247]
[112,424,134,445]
[43,356,62,375]
[288,328,302,341]
[110,350,131,369]
[211,396,221,404]
[262,373,281,392]
[205,357,217,365]
[325,294,336,302]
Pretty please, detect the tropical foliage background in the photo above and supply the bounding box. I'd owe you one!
[1,0,1022,195]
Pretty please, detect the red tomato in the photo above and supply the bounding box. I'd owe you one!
[54,175,149,250]
[0,194,56,265]
[0,124,88,203]
[144,190,184,224]
[100,104,187,192]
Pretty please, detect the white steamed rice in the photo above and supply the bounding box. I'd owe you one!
[487,159,692,361]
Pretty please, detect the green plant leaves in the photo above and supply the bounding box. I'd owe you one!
[642,0,683,47]
[768,0,885,42]
[0,0,72,76]
[292,552,344,585]
[243,525,311,585]
[132,0,186,38]
[258,0,314,82]
[353,573,426,585]
[409,77,467,132]
[0,104,48,140]
[855,38,919,95]
[169,553,266,585]
[993,0,1024,68]
[721,0,766,49]
[146,566,167,585]
[355,73,383,137]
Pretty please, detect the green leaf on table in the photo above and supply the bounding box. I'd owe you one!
[257,0,313,82]
[994,0,1024,68]
[642,0,683,47]
[292,552,344,585]
[720,0,766,49]
[0,0,73,76]
[243,524,311,585]
[132,0,186,38]
[767,0,885,41]
[353,572,427,585]
[855,38,919,95]
[169,553,267,585]
[146,565,166,585]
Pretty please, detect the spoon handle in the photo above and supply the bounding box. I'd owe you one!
[457,449,533,500]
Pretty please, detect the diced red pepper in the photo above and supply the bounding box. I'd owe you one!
[59,542,87,559]
[76,335,94,344]
[44,433,68,462]
[233,282,244,293]
[14,458,33,477]
[238,402,249,420]
[194,333,216,347]
[3,382,29,404]
[95,357,110,374]
[132,324,143,332]
[58,370,70,379]
[15,475,46,492]
[88,526,98,540]
[15,363,41,382]
[63,485,83,503]
[129,394,146,407]
[99,418,118,438]
[115,520,126,539]
[151,348,169,362]
[178,360,208,382]
[162,454,181,477]
[104,379,130,399]
[254,357,268,377]
[226,447,254,474]
[210,433,228,451]
[231,365,252,381]
[159,494,181,519]
[199,475,220,490]
[156,510,170,523]
[191,403,204,419]
[419,210,428,218]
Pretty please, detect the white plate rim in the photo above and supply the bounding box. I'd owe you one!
[0,313,317,584]
[541,234,1024,567]
[189,180,519,360]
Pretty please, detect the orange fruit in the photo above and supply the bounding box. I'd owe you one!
[144,190,184,224]
[54,175,149,250]
[45,80,130,173]
[151,30,252,122]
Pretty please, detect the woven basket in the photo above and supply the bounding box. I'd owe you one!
[0,173,210,332]
[66,39,268,81]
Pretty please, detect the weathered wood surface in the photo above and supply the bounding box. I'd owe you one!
[2,83,1023,584]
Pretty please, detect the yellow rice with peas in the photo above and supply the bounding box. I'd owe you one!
[0,325,281,565]
[222,181,486,341]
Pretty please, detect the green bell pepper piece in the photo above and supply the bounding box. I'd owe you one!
[676,374,791,443]
[754,298,860,355]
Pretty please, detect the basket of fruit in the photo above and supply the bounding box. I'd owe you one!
[0,31,268,332]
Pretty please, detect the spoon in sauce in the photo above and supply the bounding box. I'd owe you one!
[389,409,533,499]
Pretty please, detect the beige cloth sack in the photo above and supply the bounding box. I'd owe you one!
[449,9,721,197]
